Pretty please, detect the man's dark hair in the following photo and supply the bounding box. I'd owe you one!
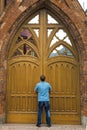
[40,75,45,81]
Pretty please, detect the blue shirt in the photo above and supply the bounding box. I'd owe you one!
[34,81,52,101]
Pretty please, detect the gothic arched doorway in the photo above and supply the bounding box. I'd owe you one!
[6,9,80,124]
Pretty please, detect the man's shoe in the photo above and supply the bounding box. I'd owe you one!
[47,124,51,127]
[36,124,40,127]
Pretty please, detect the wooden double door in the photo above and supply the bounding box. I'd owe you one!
[6,9,80,124]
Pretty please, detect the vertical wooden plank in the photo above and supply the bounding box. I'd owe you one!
[54,63,59,92]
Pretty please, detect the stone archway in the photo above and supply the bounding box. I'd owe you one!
[0,0,85,125]
[6,4,81,124]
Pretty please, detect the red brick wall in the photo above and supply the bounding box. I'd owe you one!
[0,0,87,124]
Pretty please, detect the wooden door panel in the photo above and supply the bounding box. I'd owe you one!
[6,59,39,123]
[46,58,80,124]
[51,114,80,124]
[6,113,37,123]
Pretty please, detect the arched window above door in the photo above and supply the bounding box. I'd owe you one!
[28,14,39,24]
[8,9,77,60]
[49,44,74,58]
[47,14,58,24]
[49,29,72,47]
[9,28,39,58]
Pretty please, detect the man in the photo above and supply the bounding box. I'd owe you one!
[34,75,52,127]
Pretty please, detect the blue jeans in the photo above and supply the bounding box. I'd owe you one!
[37,101,51,126]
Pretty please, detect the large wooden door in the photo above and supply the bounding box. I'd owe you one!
[6,9,80,124]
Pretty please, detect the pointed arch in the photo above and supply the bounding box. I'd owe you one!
[6,0,82,61]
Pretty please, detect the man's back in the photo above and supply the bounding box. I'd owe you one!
[35,81,52,101]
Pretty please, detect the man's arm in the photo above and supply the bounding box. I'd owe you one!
[34,85,38,93]
[49,84,52,93]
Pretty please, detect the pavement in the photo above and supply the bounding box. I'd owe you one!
[0,124,86,130]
